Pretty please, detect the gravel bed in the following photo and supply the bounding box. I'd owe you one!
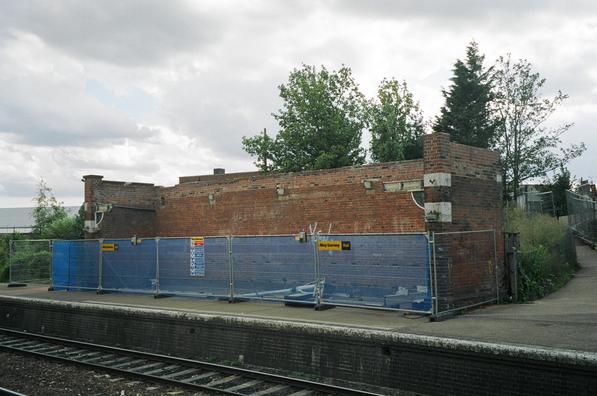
[0,350,212,396]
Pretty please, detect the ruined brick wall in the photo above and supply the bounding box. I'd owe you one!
[83,133,503,241]
[83,176,157,238]
[156,161,426,236]
[423,133,505,310]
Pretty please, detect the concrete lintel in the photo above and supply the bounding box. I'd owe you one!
[424,173,451,188]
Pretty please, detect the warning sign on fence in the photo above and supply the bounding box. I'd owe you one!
[101,243,118,252]
[190,237,205,277]
[318,241,351,251]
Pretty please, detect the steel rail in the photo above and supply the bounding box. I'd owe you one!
[0,328,380,396]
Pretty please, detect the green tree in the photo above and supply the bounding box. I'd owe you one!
[369,79,425,162]
[32,180,84,239]
[433,41,496,148]
[32,179,67,237]
[492,55,585,199]
[548,166,572,217]
[242,128,276,173]
[243,64,367,172]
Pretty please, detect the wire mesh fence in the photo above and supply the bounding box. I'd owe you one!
[567,190,597,246]
[9,240,52,284]
[231,235,316,304]
[432,230,497,315]
[517,191,556,216]
[318,234,431,312]
[10,230,498,316]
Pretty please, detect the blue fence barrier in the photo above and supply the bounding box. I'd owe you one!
[52,240,99,290]
[158,237,230,298]
[50,233,432,313]
[231,236,316,304]
[319,234,431,312]
[101,239,156,293]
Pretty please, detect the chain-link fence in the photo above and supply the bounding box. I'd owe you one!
[567,190,597,246]
[9,239,52,284]
[432,230,498,316]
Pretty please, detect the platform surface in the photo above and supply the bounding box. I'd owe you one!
[2,243,597,353]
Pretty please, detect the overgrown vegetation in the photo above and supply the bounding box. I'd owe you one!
[507,208,579,301]
[1,180,83,283]
[0,233,23,282]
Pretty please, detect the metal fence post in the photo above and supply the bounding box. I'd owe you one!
[155,237,160,297]
[430,232,439,318]
[228,236,235,302]
[48,240,54,291]
[426,232,434,316]
[97,238,103,294]
[8,240,13,284]
[493,230,499,303]
[313,232,323,309]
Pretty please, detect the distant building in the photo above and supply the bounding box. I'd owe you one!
[0,206,79,234]
[516,184,555,216]
[576,179,597,201]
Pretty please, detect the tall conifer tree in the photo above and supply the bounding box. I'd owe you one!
[433,41,495,148]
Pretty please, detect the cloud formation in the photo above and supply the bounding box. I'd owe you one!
[0,0,595,207]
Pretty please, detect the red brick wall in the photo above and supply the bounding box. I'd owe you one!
[156,161,426,236]
[83,176,157,238]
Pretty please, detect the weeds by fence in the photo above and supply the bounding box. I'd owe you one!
[507,208,578,301]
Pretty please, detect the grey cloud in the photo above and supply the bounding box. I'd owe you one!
[161,69,284,160]
[0,70,153,146]
[0,0,222,66]
[329,0,597,23]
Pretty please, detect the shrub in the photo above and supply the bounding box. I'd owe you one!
[507,208,578,301]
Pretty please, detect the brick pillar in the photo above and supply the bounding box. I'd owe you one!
[83,175,103,238]
[423,133,453,314]
[423,132,452,233]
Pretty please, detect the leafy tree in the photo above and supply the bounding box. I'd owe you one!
[32,180,83,239]
[242,128,276,173]
[544,166,572,217]
[492,55,585,199]
[369,79,425,162]
[32,179,67,237]
[433,41,496,148]
[243,64,367,172]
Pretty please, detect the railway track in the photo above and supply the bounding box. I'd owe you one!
[0,328,380,396]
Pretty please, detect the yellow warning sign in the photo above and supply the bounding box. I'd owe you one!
[318,241,351,251]
[101,243,118,252]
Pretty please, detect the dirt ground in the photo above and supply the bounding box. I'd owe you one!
[0,350,211,396]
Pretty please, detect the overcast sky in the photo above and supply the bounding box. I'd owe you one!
[0,0,595,207]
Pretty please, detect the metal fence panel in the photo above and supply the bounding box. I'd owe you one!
[101,238,156,293]
[51,240,99,290]
[567,190,597,245]
[9,240,51,284]
[319,234,432,312]
[433,230,497,315]
[231,236,317,304]
[158,237,230,298]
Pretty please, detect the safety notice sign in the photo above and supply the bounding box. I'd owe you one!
[318,241,351,251]
[190,237,205,277]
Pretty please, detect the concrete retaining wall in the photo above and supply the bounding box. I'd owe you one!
[1,296,596,395]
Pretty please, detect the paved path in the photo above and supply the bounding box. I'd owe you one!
[400,243,597,351]
[2,243,597,352]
